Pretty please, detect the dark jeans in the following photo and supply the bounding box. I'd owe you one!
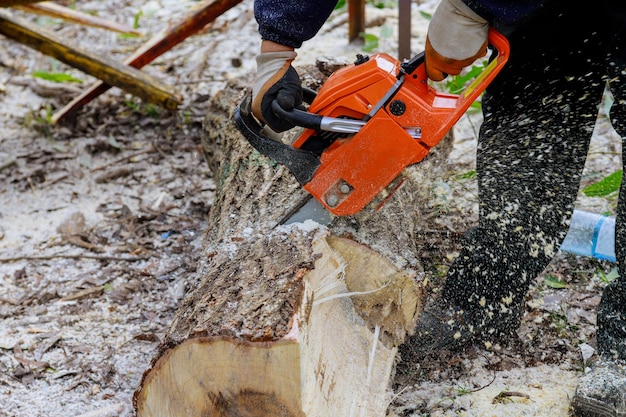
[441,1,626,358]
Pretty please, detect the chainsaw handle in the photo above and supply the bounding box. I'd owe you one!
[458,28,509,103]
[271,100,323,130]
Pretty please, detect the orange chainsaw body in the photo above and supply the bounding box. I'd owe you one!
[292,28,509,216]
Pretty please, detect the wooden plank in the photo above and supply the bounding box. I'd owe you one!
[0,9,181,110]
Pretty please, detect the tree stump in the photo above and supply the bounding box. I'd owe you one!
[134,64,454,417]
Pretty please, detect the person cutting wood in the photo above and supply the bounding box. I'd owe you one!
[250,1,626,415]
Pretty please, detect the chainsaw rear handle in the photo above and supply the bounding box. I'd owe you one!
[269,86,320,130]
[271,100,322,131]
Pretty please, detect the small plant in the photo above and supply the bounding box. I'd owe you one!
[133,9,143,29]
[124,98,140,112]
[360,32,378,52]
[597,267,619,284]
[582,171,622,197]
[360,24,393,52]
[419,11,432,20]
[22,104,54,137]
[454,170,477,181]
[368,0,396,8]
[453,385,473,396]
[32,71,83,83]
[543,274,567,289]
[548,311,569,334]
[124,98,162,119]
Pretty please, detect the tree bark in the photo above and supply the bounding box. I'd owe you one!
[134,66,454,416]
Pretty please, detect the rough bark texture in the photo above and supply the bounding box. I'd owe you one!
[134,64,454,417]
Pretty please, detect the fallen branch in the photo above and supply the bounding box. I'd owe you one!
[52,0,243,124]
[16,2,142,35]
[0,0,45,6]
[0,9,181,110]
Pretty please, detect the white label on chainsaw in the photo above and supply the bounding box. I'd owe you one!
[433,96,457,108]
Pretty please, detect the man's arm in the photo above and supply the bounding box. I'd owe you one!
[425,0,546,81]
[254,0,338,48]
[251,0,337,133]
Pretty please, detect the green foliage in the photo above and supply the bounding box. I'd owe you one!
[22,104,54,138]
[118,32,141,39]
[455,170,477,180]
[419,11,432,20]
[436,61,489,112]
[133,10,143,29]
[444,65,485,95]
[360,24,393,52]
[335,0,395,10]
[368,0,396,8]
[543,274,567,289]
[124,98,161,119]
[583,171,622,197]
[360,32,379,52]
[32,71,83,83]
[597,267,619,284]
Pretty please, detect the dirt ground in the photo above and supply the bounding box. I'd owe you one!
[0,1,622,416]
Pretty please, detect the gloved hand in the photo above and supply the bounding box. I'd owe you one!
[425,0,489,81]
[252,50,302,133]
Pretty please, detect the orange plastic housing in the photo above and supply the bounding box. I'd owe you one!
[293,28,509,216]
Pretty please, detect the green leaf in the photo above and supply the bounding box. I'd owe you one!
[133,10,143,29]
[32,71,83,83]
[597,267,619,284]
[361,32,379,52]
[583,170,622,197]
[419,11,432,20]
[544,274,567,289]
[455,170,476,180]
[445,64,485,95]
[468,101,482,112]
[118,32,140,39]
[367,0,396,8]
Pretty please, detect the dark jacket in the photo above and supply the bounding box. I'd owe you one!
[254,0,548,48]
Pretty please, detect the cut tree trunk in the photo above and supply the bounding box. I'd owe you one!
[134,65,454,417]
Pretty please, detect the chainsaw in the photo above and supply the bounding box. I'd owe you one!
[235,28,509,225]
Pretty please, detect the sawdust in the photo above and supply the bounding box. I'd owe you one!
[0,0,621,416]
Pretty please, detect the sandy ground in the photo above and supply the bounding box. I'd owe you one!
[0,1,622,416]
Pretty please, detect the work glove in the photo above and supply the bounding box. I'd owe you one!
[252,51,302,133]
[425,0,489,81]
